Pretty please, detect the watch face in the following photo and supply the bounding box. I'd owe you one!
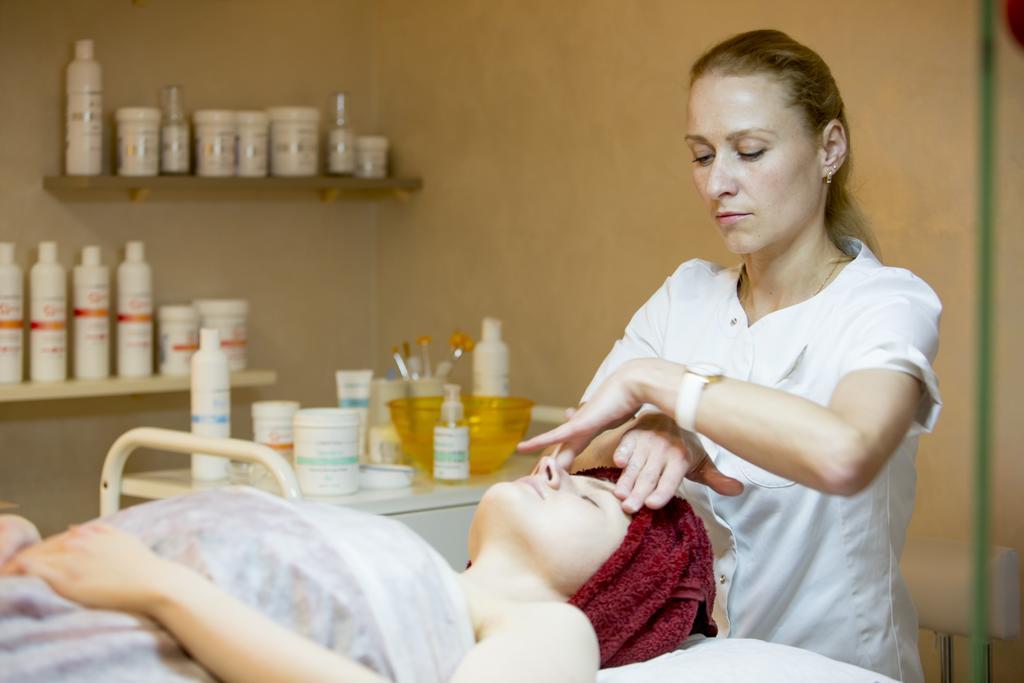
[687,362,724,378]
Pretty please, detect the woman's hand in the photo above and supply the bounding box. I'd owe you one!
[519,359,657,466]
[1,522,181,615]
[612,413,743,512]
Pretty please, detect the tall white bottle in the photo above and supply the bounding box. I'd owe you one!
[117,241,153,377]
[30,242,67,382]
[66,39,102,176]
[0,243,23,384]
[472,317,509,396]
[73,246,109,379]
[191,328,231,480]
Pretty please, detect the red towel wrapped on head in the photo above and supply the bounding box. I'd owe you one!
[569,467,718,668]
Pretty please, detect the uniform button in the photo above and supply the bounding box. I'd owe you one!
[730,318,737,326]
[719,574,727,584]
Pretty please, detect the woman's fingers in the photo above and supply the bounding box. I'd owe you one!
[612,430,636,468]
[613,443,648,501]
[622,443,665,513]
[645,450,687,509]
[688,456,744,496]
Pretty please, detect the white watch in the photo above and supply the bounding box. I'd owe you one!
[674,363,725,432]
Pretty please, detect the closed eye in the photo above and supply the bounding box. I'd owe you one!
[582,495,600,508]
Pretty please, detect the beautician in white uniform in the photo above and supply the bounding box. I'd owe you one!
[520,30,940,683]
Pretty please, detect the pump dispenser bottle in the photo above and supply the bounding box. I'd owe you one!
[160,85,190,174]
[191,328,231,480]
[433,383,470,482]
[30,242,67,382]
[66,39,102,175]
[472,317,509,396]
[117,241,153,377]
[327,91,355,175]
[73,246,110,379]
[0,243,23,384]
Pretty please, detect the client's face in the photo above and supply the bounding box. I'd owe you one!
[469,457,631,596]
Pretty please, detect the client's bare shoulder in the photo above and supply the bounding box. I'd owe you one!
[454,584,599,683]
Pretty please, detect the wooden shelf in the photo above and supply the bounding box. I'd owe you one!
[42,175,423,203]
[0,369,276,403]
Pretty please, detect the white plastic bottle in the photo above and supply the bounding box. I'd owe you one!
[434,383,470,482]
[472,317,509,396]
[65,39,102,176]
[327,91,355,175]
[191,328,231,480]
[29,242,67,382]
[0,243,23,384]
[117,241,153,377]
[73,246,109,379]
[160,85,190,175]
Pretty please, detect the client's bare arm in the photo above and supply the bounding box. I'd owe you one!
[3,523,389,683]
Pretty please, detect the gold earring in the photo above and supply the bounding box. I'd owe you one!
[825,166,834,184]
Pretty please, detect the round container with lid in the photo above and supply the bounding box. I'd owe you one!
[294,408,360,496]
[116,107,161,177]
[253,400,301,462]
[354,135,389,179]
[233,400,301,484]
[267,107,320,176]
[236,110,269,177]
[193,299,248,370]
[158,304,198,376]
[194,110,236,176]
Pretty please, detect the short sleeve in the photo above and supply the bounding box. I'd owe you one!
[836,274,942,434]
[580,274,673,403]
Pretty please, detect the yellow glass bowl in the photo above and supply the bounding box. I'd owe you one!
[388,396,534,474]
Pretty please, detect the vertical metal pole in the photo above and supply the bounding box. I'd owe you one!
[938,633,954,683]
[972,0,996,681]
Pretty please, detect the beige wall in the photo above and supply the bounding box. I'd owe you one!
[0,1,1020,680]
[0,0,380,533]
[373,1,1023,680]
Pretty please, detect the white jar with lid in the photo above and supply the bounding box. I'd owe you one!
[193,299,248,371]
[253,400,301,462]
[116,107,160,177]
[267,107,319,177]
[158,304,198,376]
[294,408,360,496]
[232,400,301,484]
[236,110,269,177]
[194,110,236,177]
[354,136,389,179]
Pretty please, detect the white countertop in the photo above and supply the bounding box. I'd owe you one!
[122,454,538,515]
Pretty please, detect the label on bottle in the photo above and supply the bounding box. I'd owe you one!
[473,372,510,397]
[30,296,66,350]
[66,91,102,174]
[118,291,153,376]
[434,426,470,480]
[74,282,109,377]
[328,128,355,174]
[161,124,190,173]
[0,293,23,381]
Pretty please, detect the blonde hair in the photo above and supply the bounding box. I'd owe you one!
[690,29,879,257]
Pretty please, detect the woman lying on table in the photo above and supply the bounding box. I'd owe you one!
[0,456,715,683]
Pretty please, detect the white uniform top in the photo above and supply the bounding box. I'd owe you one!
[582,239,941,683]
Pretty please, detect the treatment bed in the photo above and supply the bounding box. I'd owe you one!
[2,427,1016,682]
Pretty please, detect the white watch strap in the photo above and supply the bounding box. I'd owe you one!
[674,370,706,432]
